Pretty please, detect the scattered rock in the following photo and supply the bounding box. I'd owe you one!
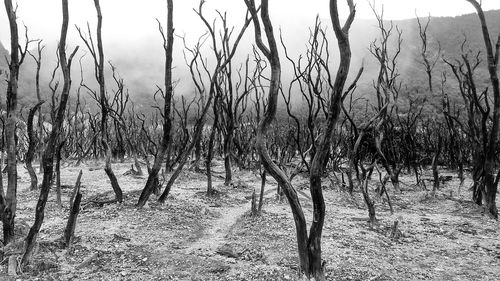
[216,245,240,258]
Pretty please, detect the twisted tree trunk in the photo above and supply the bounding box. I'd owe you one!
[245,1,355,279]
[244,0,309,275]
[26,102,44,191]
[21,0,79,266]
[466,0,500,218]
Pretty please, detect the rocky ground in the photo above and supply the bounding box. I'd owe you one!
[0,159,498,280]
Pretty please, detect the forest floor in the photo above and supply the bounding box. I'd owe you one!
[0,159,499,280]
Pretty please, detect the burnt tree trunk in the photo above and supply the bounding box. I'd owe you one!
[466,0,500,219]
[64,170,82,247]
[158,1,250,204]
[26,102,44,191]
[95,0,123,203]
[206,95,220,196]
[158,104,213,203]
[432,135,442,193]
[306,1,355,278]
[3,0,20,245]
[28,41,45,175]
[136,0,174,208]
[245,0,309,276]
[223,128,233,185]
[360,167,376,226]
[258,167,266,213]
[55,140,66,206]
[21,0,79,267]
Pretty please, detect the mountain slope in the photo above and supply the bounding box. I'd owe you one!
[1,9,499,112]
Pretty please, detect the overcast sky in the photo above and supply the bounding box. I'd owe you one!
[1,0,500,50]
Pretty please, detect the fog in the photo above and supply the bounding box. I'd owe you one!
[1,0,499,106]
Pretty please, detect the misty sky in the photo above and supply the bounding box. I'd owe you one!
[1,0,500,50]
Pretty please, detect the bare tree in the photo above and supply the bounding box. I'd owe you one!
[245,0,355,279]
[21,0,79,267]
[415,14,441,92]
[2,0,33,245]
[441,0,499,218]
[465,0,499,218]
[370,5,405,193]
[136,0,174,207]
[27,40,46,174]
[77,0,123,202]
[154,0,250,203]
[25,101,44,191]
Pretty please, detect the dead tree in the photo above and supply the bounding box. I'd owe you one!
[431,128,442,193]
[280,17,330,176]
[370,6,404,193]
[27,41,46,174]
[343,98,385,224]
[136,0,174,207]
[2,0,33,245]
[194,6,251,194]
[441,73,466,186]
[55,139,66,207]
[64,170,83,247]
[218,28,252,186]
[22,0,79,267]
[415,13,441,187]
[77,0,123,202]
[443,0,499,218]
[245,0,355,279]
[465,0,500,218]
[155,0,250,203]
[443,46,484,201]
[25,101,44,191]
[415,14,441,93]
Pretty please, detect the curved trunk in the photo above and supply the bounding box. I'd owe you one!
[245,0,310,275]
[22,0,79,266]
[104,140,122,203]
[306,1,355,279]
[26,102,44,191]
[466,0,500,219]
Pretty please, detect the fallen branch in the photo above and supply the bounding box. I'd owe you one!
[75,252,98,269]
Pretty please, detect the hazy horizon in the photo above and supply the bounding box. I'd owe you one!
[1,0,500,51]
[1,0,499,107]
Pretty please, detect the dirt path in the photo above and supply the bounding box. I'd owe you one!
[184,200,250,256]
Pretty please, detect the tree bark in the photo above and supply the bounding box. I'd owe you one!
[94,0,123,203]
[27,41,45,175]
[64,170,82,247]
[55,140,66,206]
[244,0,310,275]
[26,102,44,191]
[466,0,500,218]
[21,0,78,267]
[431,135,442,193]
[206,99,218,195]
[305,1,355,279]
[3,0,20,245]
[137,0,174,208]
